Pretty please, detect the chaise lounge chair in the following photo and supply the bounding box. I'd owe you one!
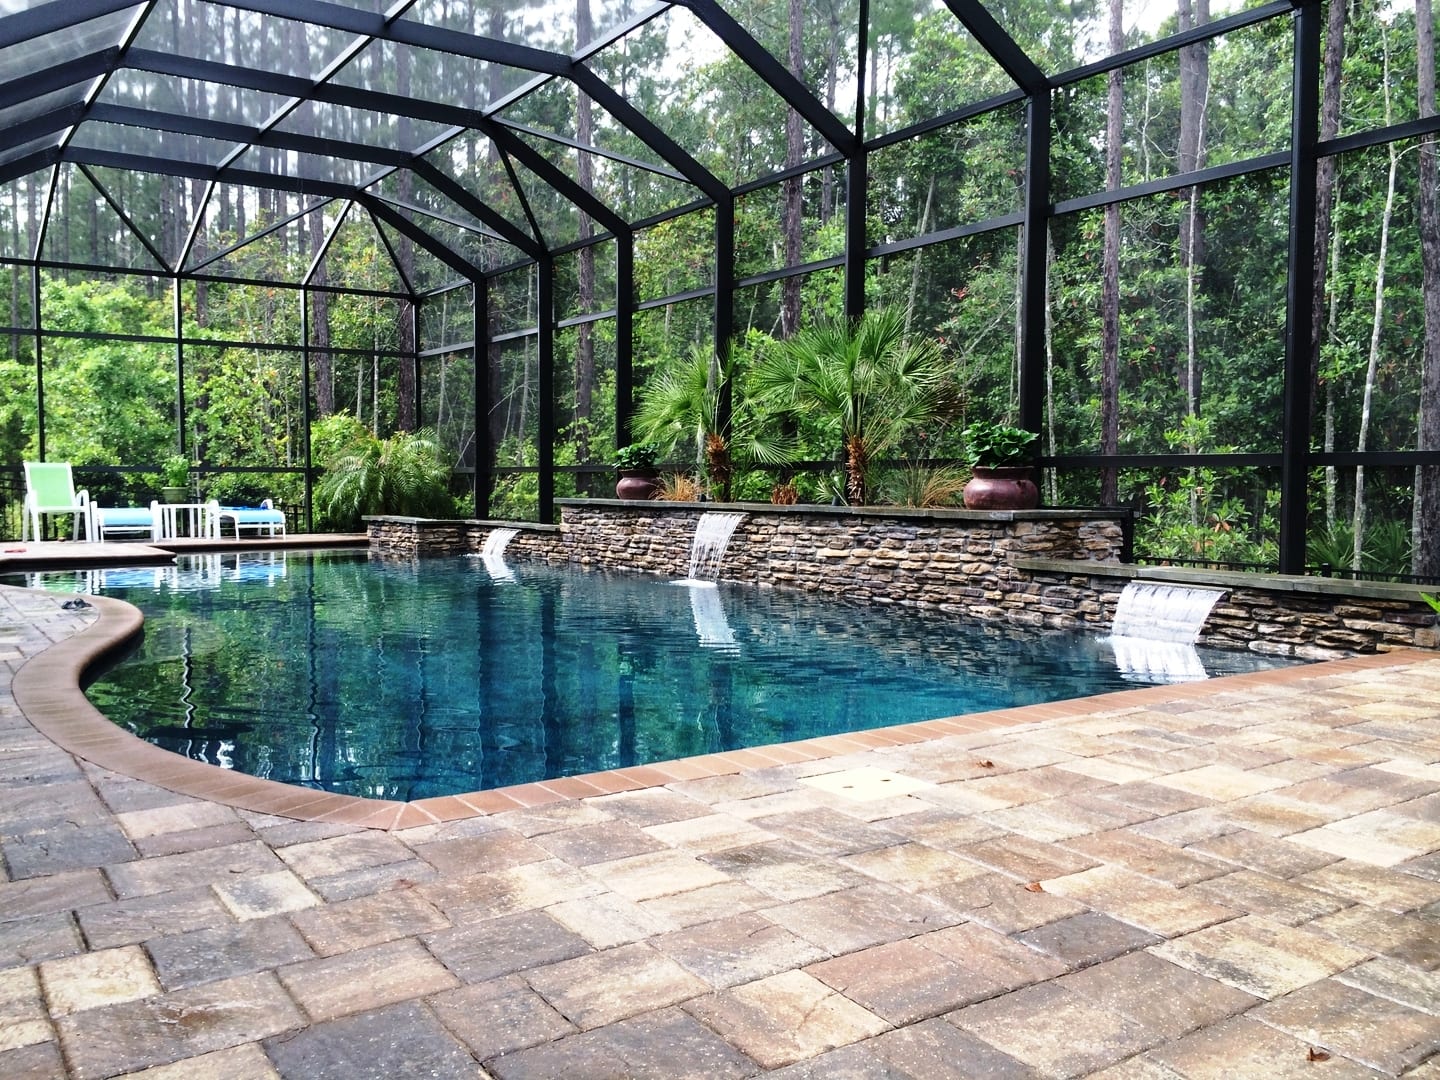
[207,499,287,538]
[94,501,162,541]
[22,461,94,542]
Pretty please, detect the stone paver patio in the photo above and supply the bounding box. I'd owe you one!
[2,583,1439,1078]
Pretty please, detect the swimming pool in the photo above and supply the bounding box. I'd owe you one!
[16,551,1295,800]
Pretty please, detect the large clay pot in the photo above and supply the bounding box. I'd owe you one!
[615,469,662,500]
[963,466,1039,510]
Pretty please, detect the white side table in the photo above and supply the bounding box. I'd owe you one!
[157,502,218,540]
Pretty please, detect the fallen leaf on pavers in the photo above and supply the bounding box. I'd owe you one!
[1023,882,1045,893]
[977,760,995,768]
[1307,1048,1331,1062]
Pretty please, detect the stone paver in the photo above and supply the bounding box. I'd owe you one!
[682,969,889,1070]
[1252,978,1440,1075]
[525,941,711,1030]
[949,980,1166,1076]
[1,583,1439,1077]
[1149,915,1369,999]
[38,945,160,1016]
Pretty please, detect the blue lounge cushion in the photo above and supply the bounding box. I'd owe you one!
[96,508,154,527]
[222,506,284,523]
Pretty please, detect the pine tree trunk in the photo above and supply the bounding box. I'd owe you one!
[309,208,333,417]
[1354,42,1400,573]
[905,176,935,336]
[1415,0,1440,578]
[779,0,805,340]
[1310,0,1347,423]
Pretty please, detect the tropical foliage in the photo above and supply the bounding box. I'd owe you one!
[312,428,455,530]
[750,309,956,505]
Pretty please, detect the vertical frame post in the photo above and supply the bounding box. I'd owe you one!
[1278,2,1321,574]
[538,256,555,523]
[845,0,871,320]
[616,230,636,447]
[300,287,314,532]
[33,265,43,461]
[474,277,492,520]
[1018,91,1051,435]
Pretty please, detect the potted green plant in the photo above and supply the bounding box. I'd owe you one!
[613,442,662,500]
[160,454,192,504]
[961,420,1040,510]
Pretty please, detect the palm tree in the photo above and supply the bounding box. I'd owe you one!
[633,342,789,501]
[751,308,955,505]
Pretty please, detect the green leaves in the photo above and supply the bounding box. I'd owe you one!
[962,420,1038,467]
[751,308,956,504]
[313,427,453,529]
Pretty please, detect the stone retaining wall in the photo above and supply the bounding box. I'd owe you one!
[366,503,1439,658]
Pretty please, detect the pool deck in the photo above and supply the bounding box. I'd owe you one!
[2,580,1439,1078]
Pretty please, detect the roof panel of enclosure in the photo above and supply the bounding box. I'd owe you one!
[0,0,1341,294]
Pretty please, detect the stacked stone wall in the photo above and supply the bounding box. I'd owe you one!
[366,505,1438,657]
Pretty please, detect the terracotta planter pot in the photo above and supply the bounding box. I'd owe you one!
[963,465,1039,510]
[615,469,662,500]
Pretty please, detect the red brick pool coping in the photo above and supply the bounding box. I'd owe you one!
[13,588,1426,832]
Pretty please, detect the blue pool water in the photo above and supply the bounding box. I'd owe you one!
[16,551,1294,801]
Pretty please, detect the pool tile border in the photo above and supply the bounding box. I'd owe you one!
[9,584,1429,831]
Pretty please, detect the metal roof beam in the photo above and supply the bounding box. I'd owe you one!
[486,127,629,239]
[0,0,137,49]
[86,102,416,168]
[408,159,540,258]
[361,198,480,283]
[0,49,118,112]
[677,0,857,155]
[123,48,715,213]
[938,0,1047,96]
[223,0,571,75]
[491,118,687,182]
[570,66,725,203]
[0,105,85,156]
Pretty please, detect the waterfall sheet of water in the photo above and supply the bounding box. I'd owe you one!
[478,528,520,582]
[1110,581,1226,644]
[481,528,520,557]
[675,512,746,585]
[1105,581,1227,684]
[1108,636,1209,683]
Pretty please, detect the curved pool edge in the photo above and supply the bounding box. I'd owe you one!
[8,582,1431,831]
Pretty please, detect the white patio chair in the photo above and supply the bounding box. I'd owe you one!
[22,462,95,542]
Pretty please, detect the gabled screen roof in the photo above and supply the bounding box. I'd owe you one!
[0,0,1277,292]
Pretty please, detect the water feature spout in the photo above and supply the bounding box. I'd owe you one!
[1111,581,1225,643]
[478,527,519,582]
[675,512,746,585]
[1107,581,1227,684]
[482,528,520,558]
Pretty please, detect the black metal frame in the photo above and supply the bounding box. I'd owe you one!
[0,0,1429,562]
